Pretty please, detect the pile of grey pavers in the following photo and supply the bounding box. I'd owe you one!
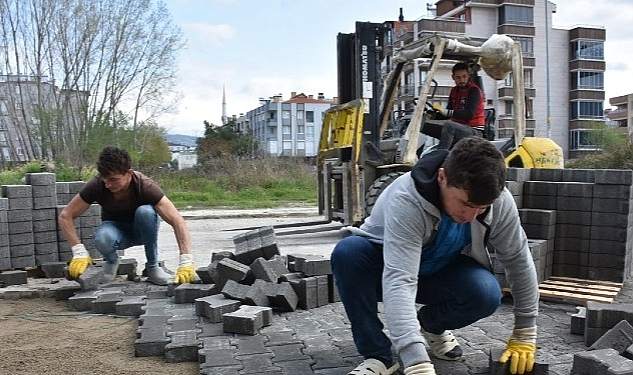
[26,225,343,373]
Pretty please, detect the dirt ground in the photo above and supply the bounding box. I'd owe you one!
[0,298,198,375]
[0,208,338,375]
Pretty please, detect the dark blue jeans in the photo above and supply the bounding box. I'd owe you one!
[330,235,501,364]
[93,205,160,266]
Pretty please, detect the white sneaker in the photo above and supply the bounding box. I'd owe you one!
[102,259,119,282]
[421,329,463,361]
[348,358,400,375]
[146,265,171,285]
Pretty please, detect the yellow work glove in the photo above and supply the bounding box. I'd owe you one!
[432,103,451,118]
[68,244,92,279]
[499,326,537,374]
[404,362,436,375]
[174,253,196,284]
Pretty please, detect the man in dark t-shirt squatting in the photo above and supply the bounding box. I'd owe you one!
[58,146,196,285]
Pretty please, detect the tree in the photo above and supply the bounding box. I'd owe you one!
[196,119,258,164]
[0,0,183,167]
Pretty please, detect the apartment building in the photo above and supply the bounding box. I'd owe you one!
[0,74,88,163]
[390,0,606,159]
[237,92,336,157]
[606,93,633,140]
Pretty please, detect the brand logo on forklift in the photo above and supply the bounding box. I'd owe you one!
[361,45,368,82]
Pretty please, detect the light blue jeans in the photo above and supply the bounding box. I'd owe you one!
[93,205,160,266]
[330,235,502,365]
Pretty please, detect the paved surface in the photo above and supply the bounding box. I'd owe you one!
[2,206,633,374]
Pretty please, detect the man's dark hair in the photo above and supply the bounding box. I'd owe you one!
[442,137,506,205]
[97,146,132,176]
[452,62,470,75]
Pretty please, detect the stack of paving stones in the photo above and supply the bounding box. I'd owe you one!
[504,167,633,283]
[0,174,99,273]
[3,184,35,269]
[26,173,59,265]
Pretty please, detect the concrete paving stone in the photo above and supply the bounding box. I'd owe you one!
[489,347,549,375]
[134,326,170,357]
[168,315,201,331]
[232,335,271,355]
[198,347,241,367]
[115,295,146,316]
[138,313,169,328]
[571,348,633,375]
[67,289,100,311]
[174,283,218,303]
[268,343,310,363]
[91,291,123,314]
[77,266,103,290]
[199,366,241,375]
[196,294,242,323]
[0,270,27,285]
[165,329,201,363]
[591,320,633,354]
[262,329,302,346]
[235,352,275,374]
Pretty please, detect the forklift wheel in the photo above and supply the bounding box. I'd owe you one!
[364,171,406,217]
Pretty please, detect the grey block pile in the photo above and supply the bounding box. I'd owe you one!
[568,301,633,374]
[505,167,633,283]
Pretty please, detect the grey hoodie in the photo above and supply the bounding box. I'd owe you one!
[341,149,539,368]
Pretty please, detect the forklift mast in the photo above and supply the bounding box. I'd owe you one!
[336,22,392,149]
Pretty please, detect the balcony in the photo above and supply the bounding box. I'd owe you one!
[417,19,465,35]
[609,94,629,107]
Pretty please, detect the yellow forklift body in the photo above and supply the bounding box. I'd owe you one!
[318,99,365,163]
[505,137,564,169]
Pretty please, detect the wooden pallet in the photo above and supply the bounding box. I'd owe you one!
[538,277,623,304]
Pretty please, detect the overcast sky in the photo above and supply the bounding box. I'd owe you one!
[161,0,633,136]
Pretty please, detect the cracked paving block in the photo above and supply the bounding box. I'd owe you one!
[195,294,242,323]
[223,305,273,335]
[134,326,171,357]
[165,329,201,363]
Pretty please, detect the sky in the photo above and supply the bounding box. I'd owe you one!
[162,0,633,137]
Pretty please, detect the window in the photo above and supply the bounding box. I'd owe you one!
[570,101,603,120]
[306,111,314,123]
[297,125,305,134]
[282,110,291,119]
[306,125,314,136]
[571,40,604,60]
[504,69,533,88]
[570,129,601,150]
[297,110,304,120]
[282,125,291,134]
[499,5,533,26]
[513,36,534,57]
[571,71,604,90]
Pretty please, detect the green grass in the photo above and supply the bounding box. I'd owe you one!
[0,157,319,209]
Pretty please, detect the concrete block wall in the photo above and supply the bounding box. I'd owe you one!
[0,173,100,271]
[507,168,633,283]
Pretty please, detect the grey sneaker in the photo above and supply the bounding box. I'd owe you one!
[146,265,171,285]
[102,259,119,282]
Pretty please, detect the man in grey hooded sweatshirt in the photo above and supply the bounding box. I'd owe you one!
[332,137,539,375]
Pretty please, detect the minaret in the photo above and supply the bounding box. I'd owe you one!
[222,85,227,125]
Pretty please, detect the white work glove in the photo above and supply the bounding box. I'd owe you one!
[432,103,452,118]
[69,244,92,278]
[499,326,537,374]
[404,362,436,375]
[174,253,196,284]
